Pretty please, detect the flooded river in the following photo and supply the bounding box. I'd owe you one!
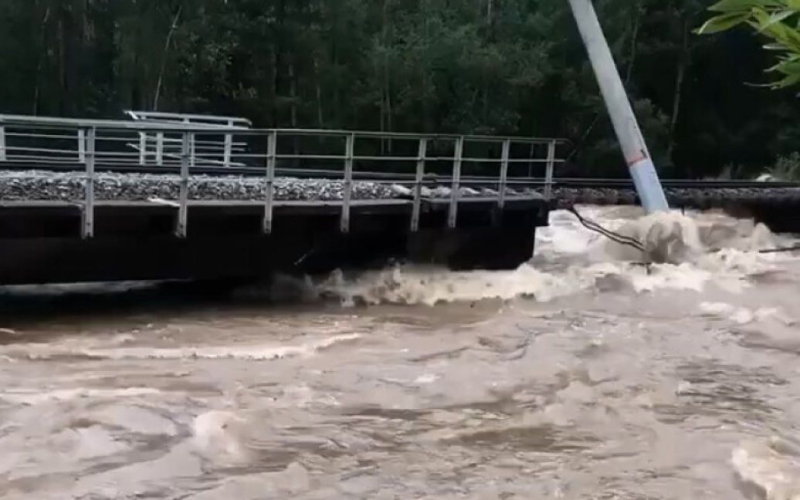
[1,206,800,499]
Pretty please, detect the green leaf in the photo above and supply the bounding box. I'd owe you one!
[770,72,800,87]
[696,12,751,34]
[761,8,797,31]
[709,0,768,13]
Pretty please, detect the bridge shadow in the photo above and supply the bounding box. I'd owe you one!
[0,278,315,331]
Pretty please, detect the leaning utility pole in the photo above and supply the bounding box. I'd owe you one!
[567,0,669,213]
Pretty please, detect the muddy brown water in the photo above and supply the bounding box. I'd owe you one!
[1,206,799,499]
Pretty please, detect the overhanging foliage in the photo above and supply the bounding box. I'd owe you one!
[698,0,800,88]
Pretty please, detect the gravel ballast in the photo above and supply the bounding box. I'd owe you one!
[0,171,519,202]
[0,171,400,202]
[1,170,797,210]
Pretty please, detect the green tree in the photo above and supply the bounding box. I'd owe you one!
[1,0,799,178]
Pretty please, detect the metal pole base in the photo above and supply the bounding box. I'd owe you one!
[629,157,670,214]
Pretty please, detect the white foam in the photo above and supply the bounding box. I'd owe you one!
[3,207,784,312]
[699,303,791,325]
[699,302,737,316]
[0,387,162,405]
[537,209,606,256]
[316,265,593,306]
[0,334,360,362]
[732,440,800,499]
[88,334,360,360]
[627,263,710,293]
[192,410,251,463]
[597,211,704,264]
[699,302,754,324]
[568,208,789,294]
[314,253,744,306]
[414,374,439,385]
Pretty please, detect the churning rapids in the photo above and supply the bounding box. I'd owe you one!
[1,206,800,499]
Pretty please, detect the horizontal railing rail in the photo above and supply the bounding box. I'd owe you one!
[125,110,253,128]
[0,114,570,238]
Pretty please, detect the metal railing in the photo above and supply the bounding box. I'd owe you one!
[0,114,570,238]
[125,111,251,168]
[125,110,252,128]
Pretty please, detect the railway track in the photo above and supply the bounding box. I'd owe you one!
[1,161,797,190]
[553,178,800,189]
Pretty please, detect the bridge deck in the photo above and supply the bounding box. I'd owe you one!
[0,114,563,284]
[1,112,795,286]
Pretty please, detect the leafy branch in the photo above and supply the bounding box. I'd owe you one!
[698,0,800,88]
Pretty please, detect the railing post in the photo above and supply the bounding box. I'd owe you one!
[545,140,556,199]
[185,119,196,167]
[411,138,428,232]
[78,129,86,163]
[176,132,191,238]
[190,132,196,168]
[447,136,464,229]
[223,120,233,168]
[138,132,147,165]
[0,125,6,162]
[498,139,511,209]
[263,130,277,234]
[340,133,355,233]
[156,132,164,166]
[82,128,96,239]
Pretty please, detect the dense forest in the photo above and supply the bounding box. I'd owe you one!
[0,0,798,178]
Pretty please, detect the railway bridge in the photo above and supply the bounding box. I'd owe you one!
[0,113,796,285]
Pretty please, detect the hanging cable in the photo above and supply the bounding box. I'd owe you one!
[569,205,800,257]
[567,205,646,253]
[759,245,800,254]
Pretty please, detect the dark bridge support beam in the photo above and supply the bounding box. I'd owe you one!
[0,200,549,286]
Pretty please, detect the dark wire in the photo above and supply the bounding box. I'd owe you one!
[567,205,646,253]
[760,245,800,254]
[569,205,799,256]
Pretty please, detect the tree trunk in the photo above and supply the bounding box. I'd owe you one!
[288,59,298,155]
[313,56,324,127]
[288,60,297,128]
[482,0,493,126]
[625,0,642,85]
[57,13,66,115]
[32,5,51,115]
[131,11,143,110]
[669,19,690,159]
[385,87,393,134]
[271,47,278,127]
[378,56,385,137]
[131,46,141,109]
[153,5,182,111]
[381,0,391,151]
[275,0,287,126]
[69,0,87,114]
